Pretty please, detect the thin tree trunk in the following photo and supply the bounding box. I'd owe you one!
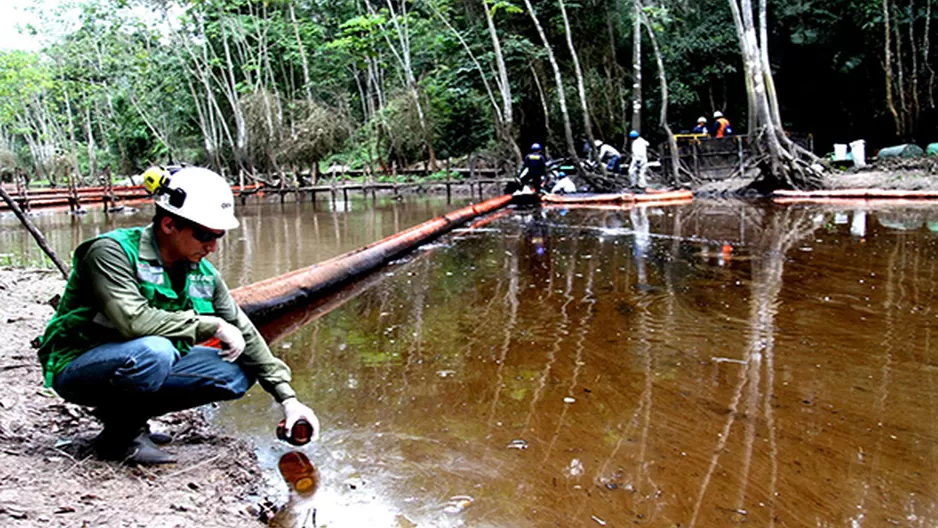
[289,3,313,104]
[640,3,679,183]
[219,17,248,171]
[924,0,934,108]
[430,2,505,140]
[84,99,96,184]
[892,1,909,135]
[379,0,438,170]
[61,77,82,183]
[557,0,600,164]
[631,0,642,133]
[521,0,579,162]
[907,0,920,129]
[482,0,522,164]
[883,0,903,136]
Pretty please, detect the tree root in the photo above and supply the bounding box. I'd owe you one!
[744,128,825,194]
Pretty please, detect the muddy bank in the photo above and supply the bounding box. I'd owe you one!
[0,267,268,527]
[695,159,938,196]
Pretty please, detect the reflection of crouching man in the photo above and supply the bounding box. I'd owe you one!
[37,167,319,465]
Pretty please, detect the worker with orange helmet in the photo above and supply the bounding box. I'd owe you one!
[711,111,734,138]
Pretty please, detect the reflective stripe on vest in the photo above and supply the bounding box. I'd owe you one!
[36,226,218,386]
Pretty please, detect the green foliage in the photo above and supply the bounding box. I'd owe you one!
[0,0,932,179]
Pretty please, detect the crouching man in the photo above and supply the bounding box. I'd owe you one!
[37,167,319,465]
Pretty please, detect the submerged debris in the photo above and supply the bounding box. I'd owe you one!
[507,439,529,450]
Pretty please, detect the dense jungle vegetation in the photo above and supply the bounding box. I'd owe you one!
[0,0,935,185]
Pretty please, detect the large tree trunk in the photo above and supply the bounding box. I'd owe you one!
[521,0,579,162]
[728,0,822,191]
[758,0,782,128]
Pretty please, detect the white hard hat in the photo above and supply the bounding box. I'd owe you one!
[155,167,239,231]
[594,139,603,147]
[713,111,724,118]
[697,116,707,123]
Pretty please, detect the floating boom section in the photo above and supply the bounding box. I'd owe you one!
[773,189,938,200]
[231,194,513,322]
[541,190,693,204]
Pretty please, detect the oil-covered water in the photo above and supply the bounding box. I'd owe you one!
[6,196,938,526]
[222,200,938,527]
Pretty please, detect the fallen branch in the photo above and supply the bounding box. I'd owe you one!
[0,187,70,279]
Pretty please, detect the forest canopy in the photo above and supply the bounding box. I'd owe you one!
[0,0,934,184]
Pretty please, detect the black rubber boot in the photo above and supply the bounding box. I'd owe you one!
[144,424,173,445]
[91,408,172,446]
[95,422,177,465]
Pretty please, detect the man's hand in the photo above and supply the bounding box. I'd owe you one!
[200,316,245,362]
[282,397,321,442]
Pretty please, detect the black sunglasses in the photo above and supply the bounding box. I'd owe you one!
[175,218,225,242]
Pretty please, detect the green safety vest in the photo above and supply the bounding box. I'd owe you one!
[37,227,218,387]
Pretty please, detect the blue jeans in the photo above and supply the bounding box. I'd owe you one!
[54,336,254,420]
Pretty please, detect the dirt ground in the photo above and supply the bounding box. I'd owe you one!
[0,267,273,528]
[695,158,938,195]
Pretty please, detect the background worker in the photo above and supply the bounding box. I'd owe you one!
[628,130,650,191]
[37,167,320,465]
[550,171,577,194]
[518,143,547,193]
[594,139,623,173]
[712,111,734,138]
[692,116,709,134]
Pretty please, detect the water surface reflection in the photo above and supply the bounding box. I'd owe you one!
[0,195,466,285]
[7,196,938,526]
[220,199,938,527]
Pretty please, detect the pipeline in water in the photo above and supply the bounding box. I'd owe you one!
[231,194,512,323]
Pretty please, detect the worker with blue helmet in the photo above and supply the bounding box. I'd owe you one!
[628,130,649,190]
[518,142,547,193]
[550,170,577,194]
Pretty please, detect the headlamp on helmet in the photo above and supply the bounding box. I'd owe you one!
[143,166,187,208]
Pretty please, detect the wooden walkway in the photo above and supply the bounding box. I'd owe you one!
[0,177,514,212]
[260,178,514,204]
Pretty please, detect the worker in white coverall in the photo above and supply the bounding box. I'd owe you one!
[593,140,623,173]
[627,130,649,190]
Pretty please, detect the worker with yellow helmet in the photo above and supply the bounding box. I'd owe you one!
[37,167,319,464]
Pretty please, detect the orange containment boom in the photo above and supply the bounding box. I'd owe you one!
[542,189,693,205]
[230,194,513,322]
[773,189,938,201]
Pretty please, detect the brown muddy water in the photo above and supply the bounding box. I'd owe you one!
[4,197,938,526]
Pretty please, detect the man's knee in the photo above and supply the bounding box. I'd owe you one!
[215,362,254,400]
[123,336,179,392]
[179,351,255,400]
